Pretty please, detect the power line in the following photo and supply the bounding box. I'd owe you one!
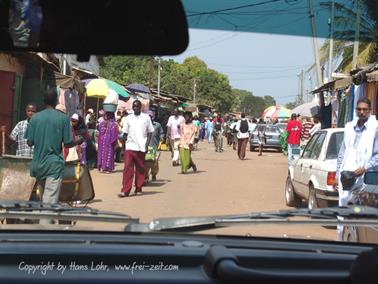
[187,0,282,18]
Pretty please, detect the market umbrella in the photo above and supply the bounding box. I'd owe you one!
[83,79,130,121]
[262,105,291,120]
[291,101,320,117]
[126,83,150,94]
[83,78,130,99]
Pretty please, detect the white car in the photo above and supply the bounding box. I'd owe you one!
[285,128,344,209]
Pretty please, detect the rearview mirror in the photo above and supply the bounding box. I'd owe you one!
[1,0,189,58]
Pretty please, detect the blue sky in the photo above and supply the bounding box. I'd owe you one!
[166,28,322,105]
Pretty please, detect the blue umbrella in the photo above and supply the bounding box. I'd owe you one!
[126,83,150,94]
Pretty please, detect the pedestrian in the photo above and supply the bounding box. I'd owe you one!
[145,111,165,184]
[7,104,37,157]
[200,118,206,141]
[71,114,91,165]
[97,112,119,173]
[257,119,266,156]
[309,114,321,137]
[286,113,302,166]
[205,117,214,144]
[230,117,239,150]
[167,109,185,166]
[213,115,224,152]
[25,90,81,224]
[301,116,314,146]
[119,100,154,197]
[235,113,251,160]
[85,108,94,127]
[179,111,197,174]
[193,115,201,150]
[334,98,378,240]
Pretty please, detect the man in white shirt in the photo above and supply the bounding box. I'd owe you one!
[167,109,185,166]
[235,113,251,160]
[309,114,321,137]
[119,100,154,197]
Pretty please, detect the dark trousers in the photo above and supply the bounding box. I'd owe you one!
[237,138,248,160]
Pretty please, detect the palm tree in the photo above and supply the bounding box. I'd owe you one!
[319,0,377,73]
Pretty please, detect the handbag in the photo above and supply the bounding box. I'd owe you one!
[66,147,78,161]
[340,171,357,191]
[145,146,157,161]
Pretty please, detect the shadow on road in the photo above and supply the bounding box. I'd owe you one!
[145,181,170,187]
[87,199,103,204]
[180,170,207,175]
[138,190,163,196]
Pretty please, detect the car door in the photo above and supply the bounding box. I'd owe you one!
[292,133,321,199]
[304,132,327,194]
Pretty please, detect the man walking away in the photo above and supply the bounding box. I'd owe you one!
[25,90,82,224]
[205,117,214,144]
[235,113,250,160]
[8,104,36,157]
[119,100,154,197]
[167,109,185,166]
[286,113,302,166]
[257,121,266,156]
[334,98,378,240]
[213,116,224,152]
[145,111,164,183]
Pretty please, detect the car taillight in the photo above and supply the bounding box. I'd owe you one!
[327,172,336,187]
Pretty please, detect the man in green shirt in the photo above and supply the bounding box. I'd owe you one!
[25,90,81,223]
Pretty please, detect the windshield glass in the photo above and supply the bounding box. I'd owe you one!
[1,0,378,245]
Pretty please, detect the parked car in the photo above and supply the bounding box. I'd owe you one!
[276,122,287,132]
[250,124,282,152]
[285,128,344,209]
[343,171,378,243]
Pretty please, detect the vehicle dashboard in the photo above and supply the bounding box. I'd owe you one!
[0,230,373,284]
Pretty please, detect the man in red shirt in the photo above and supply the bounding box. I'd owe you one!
[286,113,302,166]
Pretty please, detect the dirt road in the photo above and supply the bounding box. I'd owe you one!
[87,141,336,241]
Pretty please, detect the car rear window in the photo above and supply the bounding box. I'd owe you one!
[326,132,344,159]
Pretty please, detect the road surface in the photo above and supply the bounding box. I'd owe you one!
[84,141,336,241]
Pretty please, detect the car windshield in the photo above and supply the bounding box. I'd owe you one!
[1,0,378,245]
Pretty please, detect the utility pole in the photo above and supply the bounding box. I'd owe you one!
[352,0,361,69]
[193,78,197,104]
[328,0,335,81]
[300,70,305,104]
[157,57,161,97]
[308,0,323,87]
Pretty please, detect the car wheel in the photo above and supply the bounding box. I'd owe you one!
[308,185,318,209]
[342,226,359,242]
[285,175,300,207]
[250,146,254,152]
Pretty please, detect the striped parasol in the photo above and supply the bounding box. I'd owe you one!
[262,105,291,120]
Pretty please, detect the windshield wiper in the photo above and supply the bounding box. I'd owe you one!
[0,201,138,224]
[124,206,378,232]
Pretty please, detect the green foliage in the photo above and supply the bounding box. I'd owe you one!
[100,55,272,114]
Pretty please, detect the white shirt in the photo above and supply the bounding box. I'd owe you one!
[167,115,185,139]
[122,113,154,152]
[235,119,251,139]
